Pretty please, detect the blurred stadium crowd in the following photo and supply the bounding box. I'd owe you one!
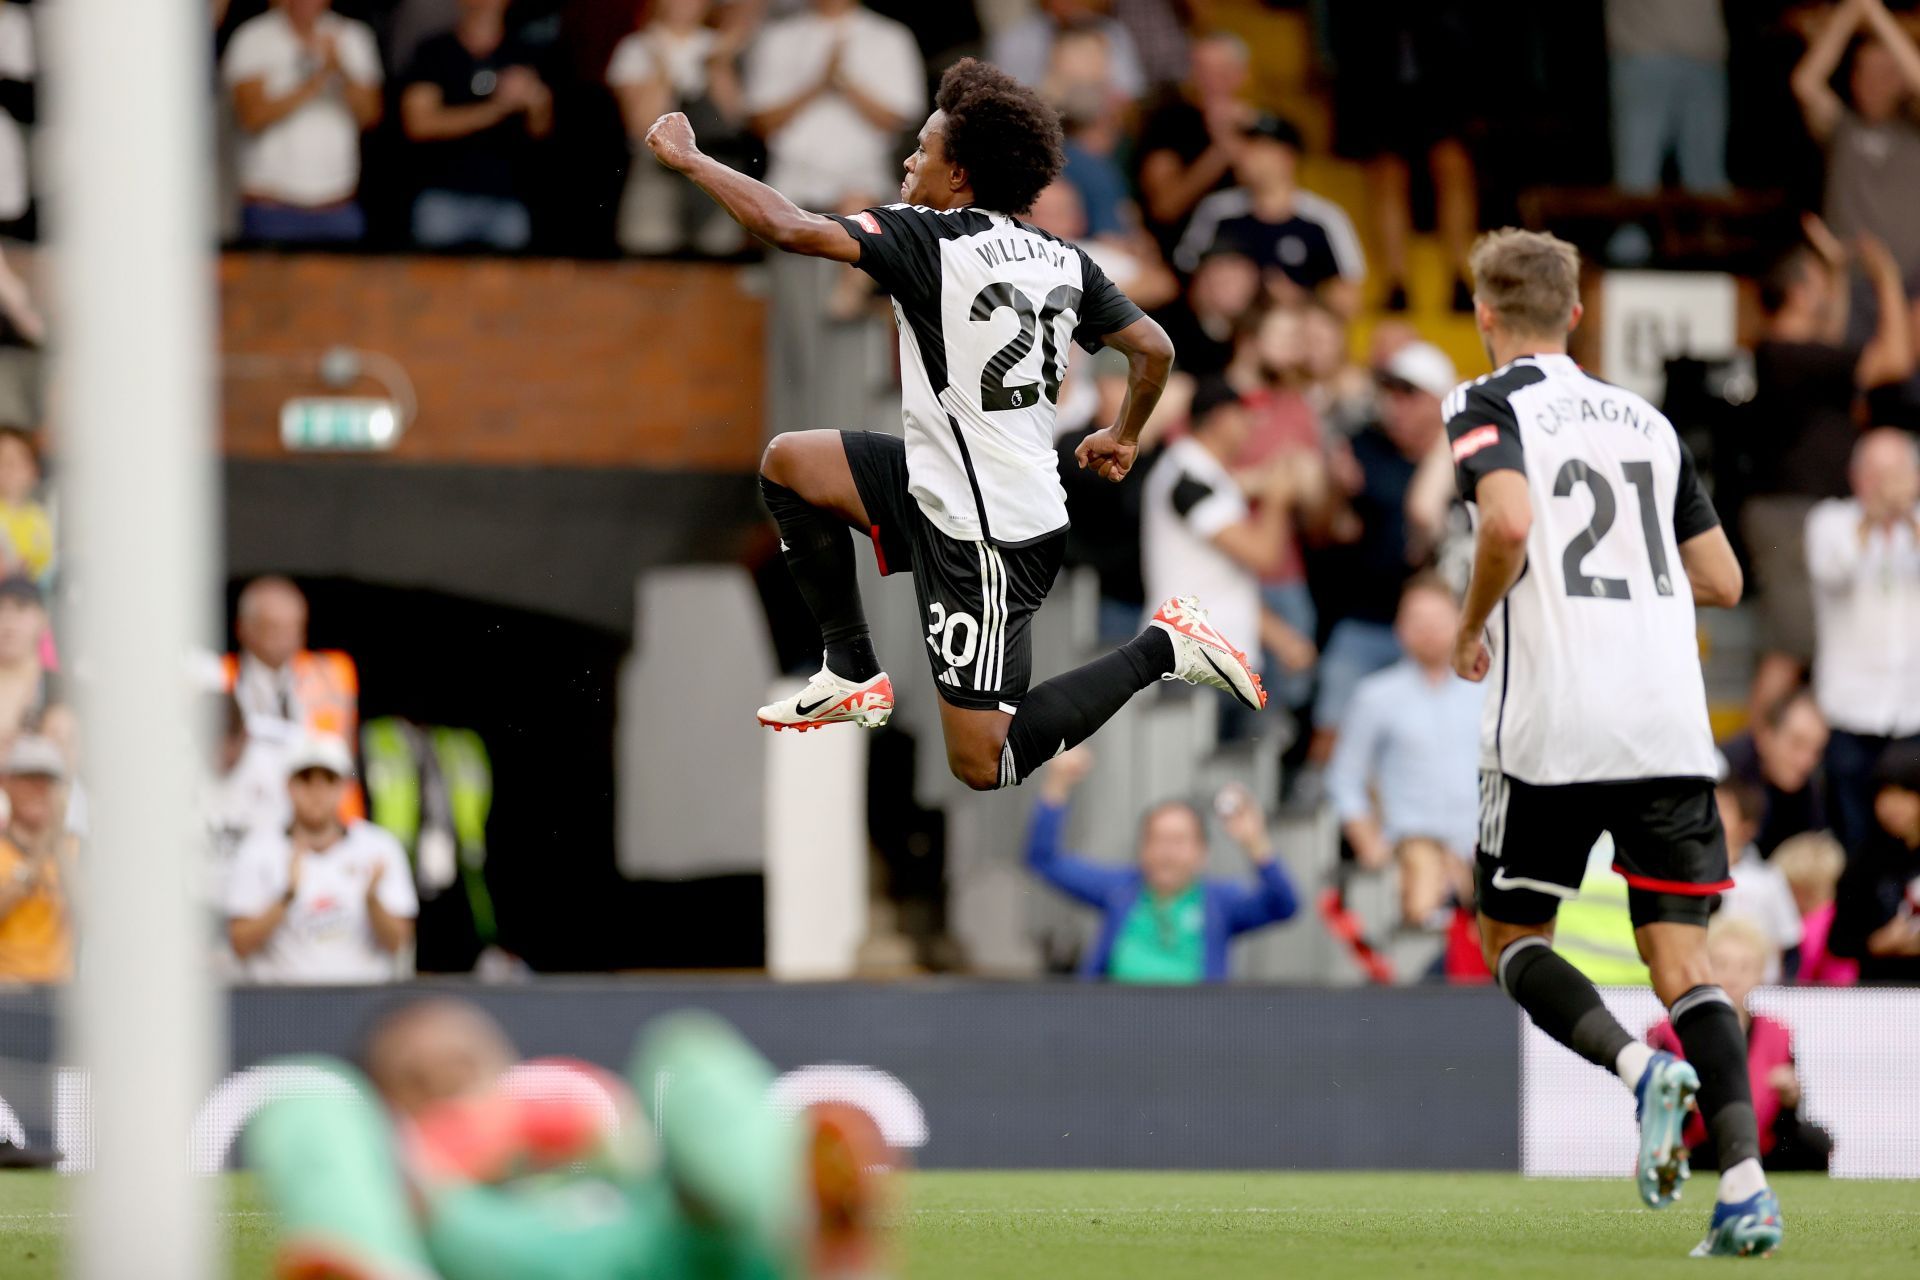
[0,0,1907,1054]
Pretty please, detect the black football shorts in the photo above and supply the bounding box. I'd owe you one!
[1475,771,1732,929]
[842,430,1065,712]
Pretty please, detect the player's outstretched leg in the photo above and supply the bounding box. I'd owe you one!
[757,433,895,731]
[983,594,1264,789]
[1486,925,1695,1207]
[1640,922,1783,1257]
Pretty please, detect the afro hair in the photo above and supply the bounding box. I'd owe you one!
[935,58,1064,216]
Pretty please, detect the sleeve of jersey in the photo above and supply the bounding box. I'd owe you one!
[1071,250,1147,352]
[1443,383,1525,499]
[1671,436,1722,542]
[827,205,940,302]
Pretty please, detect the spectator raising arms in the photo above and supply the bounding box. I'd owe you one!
[1025,746,1297,982]
[400,0,553,252]
[607,0,752,257]
[1174,116,1366,319]
[1805,428,1920,853]
[1647,918,1834,1173]
[1326,576,1484,930]
[223,0,383,245]
[1741,226,1911,719]
[226,734,417,985]
[1792,0,1920,302]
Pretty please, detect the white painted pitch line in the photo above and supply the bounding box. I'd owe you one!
[908,1205,1920,1218]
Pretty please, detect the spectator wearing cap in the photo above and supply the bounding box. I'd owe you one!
[0,735,72,982]
[988,0,1147,103]
[1326,575,1484,930]
[0,573,52,743]
[1173,116,1366,319]
[1805,428,1920,854]
[226,734,416,984]
[1829,741,1920,984]
[1142,376,1304,740]
[222,0,383,245]
[1718,688,1829,858]
[1306,342,1458,768]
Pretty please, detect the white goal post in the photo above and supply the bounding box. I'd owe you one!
[48,1,220,1277]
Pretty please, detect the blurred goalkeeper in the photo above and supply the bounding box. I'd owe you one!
[245,997,892,1280]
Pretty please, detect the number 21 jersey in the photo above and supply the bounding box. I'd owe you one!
[1446,354,1722,785]
[831,204,1145,545]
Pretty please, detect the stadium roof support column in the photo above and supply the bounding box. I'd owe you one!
[49,1,219,1276]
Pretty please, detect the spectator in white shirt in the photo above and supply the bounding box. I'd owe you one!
[1806,427,1920,853]
[742,0,923,212]
[223,0,383,244]
[1141,377,1303,740]
[1715,779,1804,983]
[226,734,416,984]
[607,0,752,256]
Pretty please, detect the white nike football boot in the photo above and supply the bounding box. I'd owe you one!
[757,667,895,732]
[1149,595,1267,711]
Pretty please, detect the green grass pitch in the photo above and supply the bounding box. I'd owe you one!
[0,1170,1914,1278]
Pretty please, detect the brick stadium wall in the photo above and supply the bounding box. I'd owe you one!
[219,254,766,470]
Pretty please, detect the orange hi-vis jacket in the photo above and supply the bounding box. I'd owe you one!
[222,649,364,819]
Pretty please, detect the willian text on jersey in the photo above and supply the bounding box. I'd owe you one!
[829,203,1145,546]
[1445,353,1722,786]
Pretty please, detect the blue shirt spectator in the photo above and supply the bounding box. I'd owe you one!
[1025,749,1298,982]
[1326,576,1484,928]
[1062,138,1131,239]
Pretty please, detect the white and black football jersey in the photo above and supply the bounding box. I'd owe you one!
[1446,353,1722,786]
[830,204,1146,545]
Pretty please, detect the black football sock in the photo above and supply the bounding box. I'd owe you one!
[759,477,879,682]
[1496,936,1635,1071]
[1671,984,1763,1172]
[998,627,1174,786]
